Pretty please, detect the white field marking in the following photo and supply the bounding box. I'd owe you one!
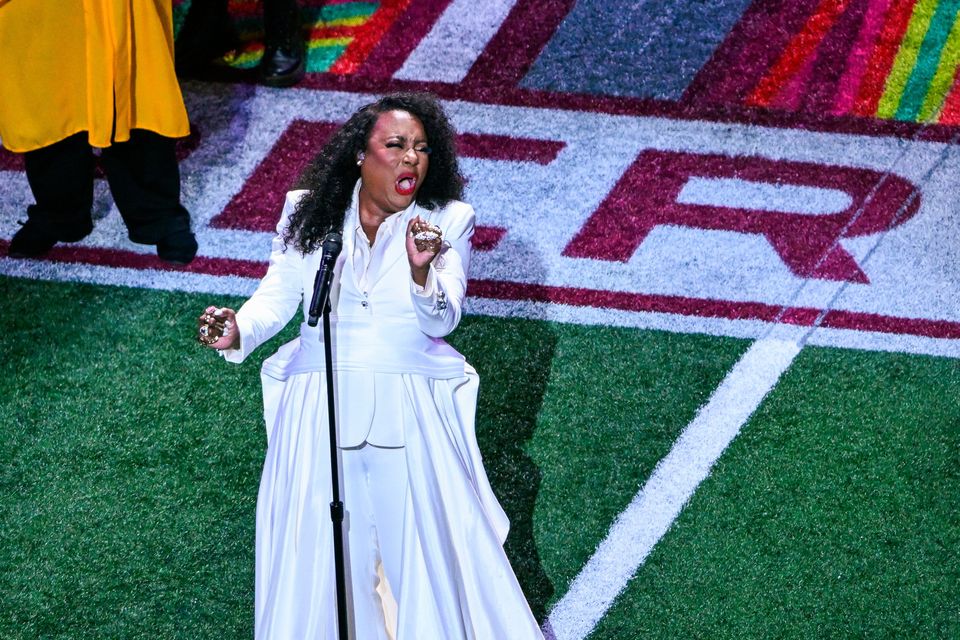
[676,176,854,215]
[464,297,960,360]
[543,338,802,640]
[393,0,517,82]
[2,255,958,360]
[0,259,258,298]
[7,86,959,323]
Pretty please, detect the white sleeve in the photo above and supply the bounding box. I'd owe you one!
[410,204,474,338]
[220,191,307,363]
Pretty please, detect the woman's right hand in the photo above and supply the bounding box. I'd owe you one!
[197,306,239,350]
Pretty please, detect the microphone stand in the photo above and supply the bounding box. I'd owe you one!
[307,232,348,640]
[322,298,349,640]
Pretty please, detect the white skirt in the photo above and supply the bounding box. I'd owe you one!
[253,367,544,640]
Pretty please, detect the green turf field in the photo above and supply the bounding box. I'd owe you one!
[593,346,960,639]
[1,278,956,639]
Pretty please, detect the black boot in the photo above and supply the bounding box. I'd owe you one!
[100,131,199,266]
[7,208,93,259]
[260,0,305,87]
[10,134,95,258]
[157,229,199,265]
[8,218,59,258]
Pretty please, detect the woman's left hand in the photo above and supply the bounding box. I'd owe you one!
[197,306,239,350]
[406,216,441,286]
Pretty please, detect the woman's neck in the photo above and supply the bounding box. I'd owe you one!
[358,189,400,246]
[359,216,380,246]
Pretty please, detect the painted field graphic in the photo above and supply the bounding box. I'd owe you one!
[2,2,958,639]
[4,90,958,356]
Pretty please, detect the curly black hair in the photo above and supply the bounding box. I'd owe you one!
[284,92,465,254]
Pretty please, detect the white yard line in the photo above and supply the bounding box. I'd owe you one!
[544,337,802,640]
[393,0,517,83]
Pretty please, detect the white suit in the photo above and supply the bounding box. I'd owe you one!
[222,187,544,639]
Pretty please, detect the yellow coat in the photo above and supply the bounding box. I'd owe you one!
[0,0,189,152]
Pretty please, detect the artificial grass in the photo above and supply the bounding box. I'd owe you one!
[591,345,960,639]
[0,278,281,639]
[523,325,747,612]
[0,276,755,636]
[17,277,953,639]
[450,318,750,619]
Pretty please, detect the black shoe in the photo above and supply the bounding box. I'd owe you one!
[7,219,58,258]
[157,230,198,265]
[260,38,306,87]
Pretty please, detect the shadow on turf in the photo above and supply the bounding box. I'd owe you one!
[454,250,557,622]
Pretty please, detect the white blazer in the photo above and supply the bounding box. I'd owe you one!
[223,187,477,447]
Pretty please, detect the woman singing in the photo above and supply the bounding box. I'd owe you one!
[199,93,543,639]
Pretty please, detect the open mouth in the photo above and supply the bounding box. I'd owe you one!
[395,174,418,196]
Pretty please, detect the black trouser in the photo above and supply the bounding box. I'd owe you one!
[23,130,191,244]
[263,0,301,47]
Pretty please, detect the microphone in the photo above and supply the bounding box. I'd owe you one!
[307,231,344,327]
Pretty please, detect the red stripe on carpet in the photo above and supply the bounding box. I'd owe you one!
[0,240,268,279]
[802,0,870,113]
[456,132,564,164]
[780,307,824,325]
[748,0,853,108]
[469,278,791,322]
[461,0,576,88]
[358,0,453,79]
[467,278,960,340]
[682,0,821,108]
[823,309,960,339]
[831,0,892,115]
[769,53,818,110]
[852,0,917,116]
[329,0,413,75]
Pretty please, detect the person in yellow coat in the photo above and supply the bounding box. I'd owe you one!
[0,0,198,263]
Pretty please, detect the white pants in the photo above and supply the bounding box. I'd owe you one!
[341,443,407,640]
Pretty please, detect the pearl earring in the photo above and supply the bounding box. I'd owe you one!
[357,152,365,166]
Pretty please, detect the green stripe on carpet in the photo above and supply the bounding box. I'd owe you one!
[308,43,350,73]
[303,1,379,23]
[896,0,960,121]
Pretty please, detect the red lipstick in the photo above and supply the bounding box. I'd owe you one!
[395,173,417,196]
